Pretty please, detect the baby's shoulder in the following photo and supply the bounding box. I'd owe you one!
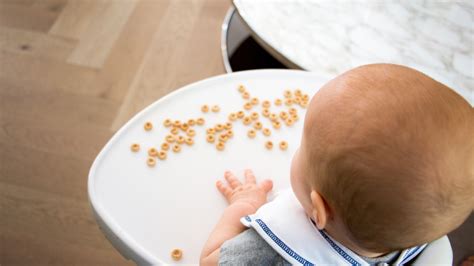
[219,228,290,266]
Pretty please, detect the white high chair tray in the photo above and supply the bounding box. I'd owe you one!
[88,70,329,265]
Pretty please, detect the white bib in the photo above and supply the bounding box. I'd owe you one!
[241,189,426,266]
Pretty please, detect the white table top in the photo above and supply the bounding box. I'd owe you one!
[234,0,473,104]
[88,70,329,264]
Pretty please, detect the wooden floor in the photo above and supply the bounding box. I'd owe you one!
[0,0,230,264]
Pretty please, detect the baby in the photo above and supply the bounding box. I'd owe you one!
[200,64,473,265]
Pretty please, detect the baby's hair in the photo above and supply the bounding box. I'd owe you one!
[306,64,473,252]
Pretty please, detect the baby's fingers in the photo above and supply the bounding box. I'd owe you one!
[216,180,233,199]
[258,179,273,193]
[244,169,256,184]
[224,171,242,189]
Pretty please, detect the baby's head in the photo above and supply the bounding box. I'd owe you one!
[290,64,473,254]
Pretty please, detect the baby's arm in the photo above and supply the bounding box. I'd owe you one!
[200,169,273,266]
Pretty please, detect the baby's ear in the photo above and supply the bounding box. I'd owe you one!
[310,190,328,230]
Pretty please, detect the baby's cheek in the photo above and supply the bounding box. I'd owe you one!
[290,149,314,215]
[289,150,300,192]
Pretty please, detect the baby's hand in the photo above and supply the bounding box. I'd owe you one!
[216,169,273,212]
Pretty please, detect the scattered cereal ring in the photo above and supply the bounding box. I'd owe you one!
[274,98,282,106]
[237,111,245,118]
[262,128,271,136]
[196,118,205,125]
[173,120,181,128]
[219,133,228,142]
[158,151,167,160]
[228,113,237,121]
[212,105,220,112]
[144,122,153,131]
[243,117,252,125]
[269,113,278,121]
[172,145,181,153]
[289,108,297,115]
[180,123,189,131]
[242,92,250,99]
[171,249,182,261]
[226,130,234,138]
[262,109,270,117]
[171,128,179,135]
[251,112,259,120]
[300,102,308,108]
[147,157,156,167]
[253,121,262,130]
[188,119,196,126]
[131,143,140,152]
[163,119,172,127]
[238,85,246,93]
[251,97,259,105]
[148,148,158,157]
[177,136,185,144]
[224,122,233,130]
[186,129,196,137]
[201,105,209,113]
[185,137,194,145]
[272,121,281,129]
[279,111,288,119]
[285,98,293,106]
[247,129,256,138]
[265,141,273,150]
[279,141,288,150]
[216,142,225,151]
[244,102,252,110]
[292,114,299,121]
[294,89,302,96]
[206,134,215,143]
[284,90,292,98]
[285,118,295,126]
[215,124,224,131]
[161,143,169,151]
[294,97,302,104]
[262,100,271,108]
[206,128,215,134]
[166,135,175,143]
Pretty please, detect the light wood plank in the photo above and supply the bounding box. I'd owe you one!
[91,0,170,101]
[0,114,112,160]
[0,2,61,32]
[1,143,91,201]
[1,231,132,266]
[49,0,109,39]
[0,183,132,265]
[0,51,99,96]
[178,0,229,82]
[0,80,119,127]
[31,0,68,12]
[50,0,137,68]
[0,0,35,6]
[0,26,76,61]
[112,0,229,129]
[67,0,137,68]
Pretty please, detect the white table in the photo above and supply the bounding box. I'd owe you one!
[88,70,329,265]
[234,0,473,104]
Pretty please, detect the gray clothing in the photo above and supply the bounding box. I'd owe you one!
[219,228,291,265]
[219,228,401,266]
